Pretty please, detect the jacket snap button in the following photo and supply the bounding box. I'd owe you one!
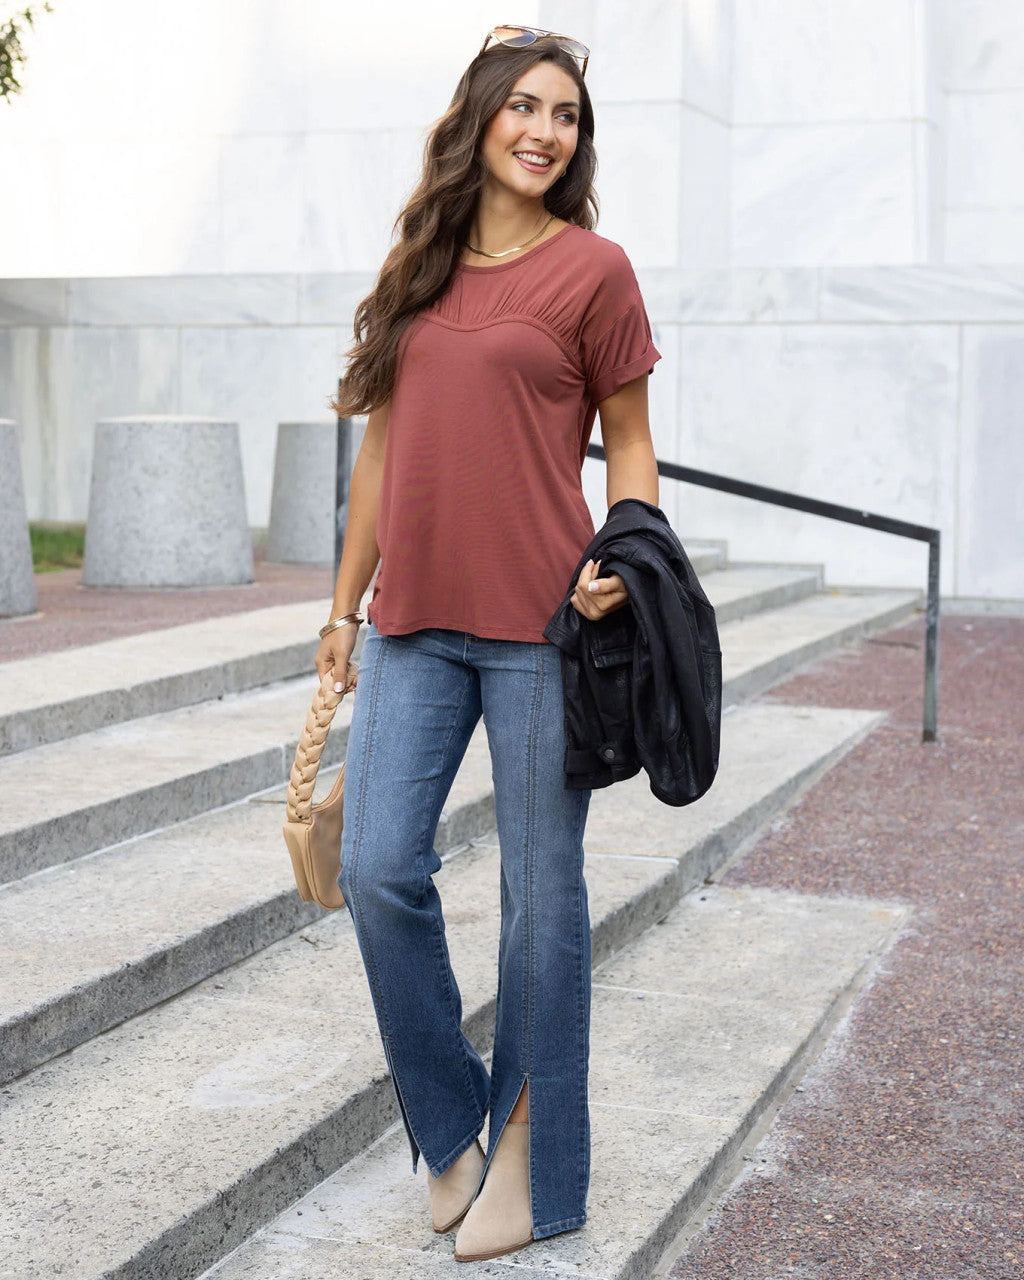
[601,747,616,761]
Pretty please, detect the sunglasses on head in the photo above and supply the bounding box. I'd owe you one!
[479,23,589,78]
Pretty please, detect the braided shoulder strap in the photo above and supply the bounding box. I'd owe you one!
[286,672,343,823]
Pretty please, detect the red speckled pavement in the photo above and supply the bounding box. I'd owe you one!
[0,549,333,663]
[668,614,1023,1280]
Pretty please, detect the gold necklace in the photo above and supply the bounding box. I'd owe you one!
[465,212,557,258]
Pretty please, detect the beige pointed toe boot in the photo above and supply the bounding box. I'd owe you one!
[427,1138,486,1233]
[453,1119,534,1262]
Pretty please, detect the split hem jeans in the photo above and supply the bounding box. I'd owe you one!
[337,621,593,1240]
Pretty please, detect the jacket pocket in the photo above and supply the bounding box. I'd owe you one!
[587,611,635,669]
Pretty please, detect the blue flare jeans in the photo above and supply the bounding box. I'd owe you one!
[337,621,593,1240]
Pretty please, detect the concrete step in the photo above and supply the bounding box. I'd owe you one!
[0,724,496,1087]
[0,581,908,887]
[719,587,922,703]
[200,882,906,1280]
[702,564,821,625]
[681,542,728,576]
[0,698,877,1086]
[0,674,356,884]
[0,550,726,761]
[0,598,336,757]
[0,703,882,1280]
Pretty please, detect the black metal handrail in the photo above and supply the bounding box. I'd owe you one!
[586,444,940,743]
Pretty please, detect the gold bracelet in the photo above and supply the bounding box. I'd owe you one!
[319,613,364,639]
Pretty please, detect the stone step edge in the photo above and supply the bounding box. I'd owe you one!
[198,888,907,1280]
[0,766,497,1087]
[0,704,352,886]
[2,704,882,1089]
[641,906,905,1280]
[724,589,922,704]
[707,567,821,627]
[0,598,343,758]
[0,547,728,757]
[5,713,884,1280]
[1,581,888,886]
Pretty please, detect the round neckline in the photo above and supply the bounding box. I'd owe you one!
[455,222,577,274]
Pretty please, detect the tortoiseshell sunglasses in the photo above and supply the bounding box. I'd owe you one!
[479,24,590,78]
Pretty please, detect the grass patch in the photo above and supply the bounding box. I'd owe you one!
[29,522,86,572]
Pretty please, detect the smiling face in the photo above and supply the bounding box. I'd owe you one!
[479,61,581,196]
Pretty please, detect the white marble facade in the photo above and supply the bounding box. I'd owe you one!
[3,266,1023,601]
[3,1,1022,273]
[1,1,1023,601]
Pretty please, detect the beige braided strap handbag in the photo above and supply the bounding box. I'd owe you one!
[283,670,348,910]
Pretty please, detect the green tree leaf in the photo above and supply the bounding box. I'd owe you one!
[1,3,54,102]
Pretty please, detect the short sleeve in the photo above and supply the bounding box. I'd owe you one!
[580,245,662,404]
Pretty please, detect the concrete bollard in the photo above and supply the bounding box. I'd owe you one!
[0,420,38,617]
[265,421,336,565]
[82,417,254,588]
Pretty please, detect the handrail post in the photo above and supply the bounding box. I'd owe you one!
[922,532,940,743]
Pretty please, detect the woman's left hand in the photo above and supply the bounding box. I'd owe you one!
[570,558,629,621]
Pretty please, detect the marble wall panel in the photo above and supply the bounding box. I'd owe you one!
[915,119,945,265]
[221,135,308,275]
[303,0,489,134]
[940,0,1024,92]
[0,332,12,415]
[540,0,592,38]
[681,0,733,122]
[588,102,681,266]
[0,282,69,328]
[15,0,306,141]
[60,137,224,277]
[733,0,915,123]
[913,0,944,124]
[6,261,1024,599]
[303,130,424,275]
[10,328,72,520]
[678,107,732,268]
[299,274,377,327]
[210,0,309,136]
[0,138,66,278]
[179,326,348,524]
[12,327,181,521]
[732,123,919,266]
[946,91,1024,210]
[957,326,1024,599]
[643,268,819,325]
[676,321,960,592]
[945,212,1024,265]
[0,0,308,143]
[819,265,1024,323]
[587,0,686,102]
[66,277,300,328]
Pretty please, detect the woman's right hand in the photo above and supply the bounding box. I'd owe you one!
[315,625,360,695]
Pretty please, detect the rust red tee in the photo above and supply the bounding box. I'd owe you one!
[366,222,662,642]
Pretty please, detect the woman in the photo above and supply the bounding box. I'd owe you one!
[316,23,662,1263]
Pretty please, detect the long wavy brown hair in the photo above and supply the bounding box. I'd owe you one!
[332,36,598,417]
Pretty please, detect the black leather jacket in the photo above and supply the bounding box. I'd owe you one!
[543,498,722,806]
